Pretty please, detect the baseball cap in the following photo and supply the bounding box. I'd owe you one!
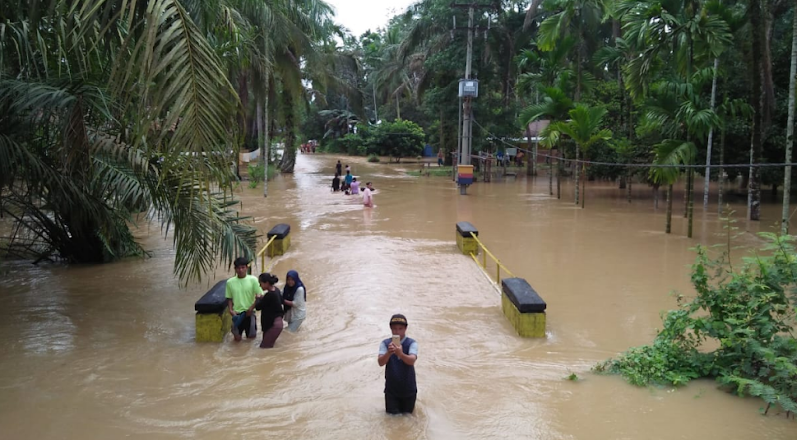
[390,314,408,326]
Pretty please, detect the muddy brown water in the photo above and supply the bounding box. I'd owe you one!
[0,154,794,439]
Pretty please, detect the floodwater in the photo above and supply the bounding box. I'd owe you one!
[0,154,794,439]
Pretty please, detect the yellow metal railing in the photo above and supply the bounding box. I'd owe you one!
[468,231,515,283]
[254,235,277,272]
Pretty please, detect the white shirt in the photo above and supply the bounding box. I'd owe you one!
[290,286,306,320]
[362,187,373,205]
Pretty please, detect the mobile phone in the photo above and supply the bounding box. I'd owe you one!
[391,335,401,347]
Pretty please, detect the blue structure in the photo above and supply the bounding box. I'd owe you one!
[422,145,433,157]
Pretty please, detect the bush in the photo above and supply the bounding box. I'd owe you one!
[367,120,424,162]
[317,120,424,161]
[595,229,797,414]
[247,163,277,188]
[367,154,380,163]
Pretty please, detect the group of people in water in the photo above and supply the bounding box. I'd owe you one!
[224,257,417,415]
[225,257,306,348]
[331,160,375,207]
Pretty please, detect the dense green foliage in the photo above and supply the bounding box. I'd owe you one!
[300,0,797,234]
[596,232,797,415]
[321,120,425,161]
[247,164,277,188]
[0,0,343,282]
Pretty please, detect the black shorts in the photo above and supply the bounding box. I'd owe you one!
[385,392,416,414]
[232,314,257,338]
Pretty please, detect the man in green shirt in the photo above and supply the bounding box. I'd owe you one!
[226,257,261,341]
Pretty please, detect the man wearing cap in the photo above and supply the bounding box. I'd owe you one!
[377,314,418,414]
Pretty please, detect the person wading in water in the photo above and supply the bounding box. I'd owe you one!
[362,182,374,207]
[225,257,260,341]
[377,314,418,414]
[255,273,283,348]
[282,270,306,332]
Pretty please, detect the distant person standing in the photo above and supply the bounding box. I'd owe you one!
[332,173,341,192]
[345,164,351,174]
[282,270,306,332]
[362,182,374,207]
[437,148,444,166]
[350,178,360,195]
[344,170,353,190]
[336,160,342,176]
[377,314,418,415]
[225,257,260,341]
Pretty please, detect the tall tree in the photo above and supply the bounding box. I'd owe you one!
[782,0,797,233]
[544,104,613,208]
[0,0,257,282]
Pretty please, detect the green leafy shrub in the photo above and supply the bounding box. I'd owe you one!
[247,163,277,188]
[596,232,797,415]
[367,154,380,163]
[319,121,424,160]
[367,120,424,162]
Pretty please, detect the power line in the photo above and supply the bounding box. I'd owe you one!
[471,118,797,169]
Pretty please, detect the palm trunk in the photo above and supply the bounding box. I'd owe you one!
[574,147,580,204]
[549,148,554,196]
[782,1,797,234]
[749,0,763,221]
[526,127,535,176]
[581,163,586,209]
[718,126,726,214]
[666,184,673,234]
[575,46,583,102]
[687,168,694,238]
[654,184,660,209]
[257,98,268,197]
[557,150,561,199]
[395,94,401,120]
[263,96,270,197]
[373,82,379,122]
[440,108,445,167]
[627,168,632,203]
[683,170,689,218]
[280,93,297,174]
[703,57,720,208]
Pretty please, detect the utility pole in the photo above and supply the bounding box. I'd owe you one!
[452,2,493,195]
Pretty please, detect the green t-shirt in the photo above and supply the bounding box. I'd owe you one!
[225,275,260,313]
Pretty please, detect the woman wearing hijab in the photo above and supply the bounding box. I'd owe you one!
[255,273,283,348]
[283,270,306,332]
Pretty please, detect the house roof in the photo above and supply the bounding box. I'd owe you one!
[525,120,550,136]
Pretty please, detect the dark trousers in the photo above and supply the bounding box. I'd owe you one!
[260,316,283,348]
[385,392,416,414]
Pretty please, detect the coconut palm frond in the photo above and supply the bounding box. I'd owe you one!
[650,139,697,184]
[111,0,240,184]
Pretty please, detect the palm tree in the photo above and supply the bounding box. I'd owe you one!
[519,87,575,195]
[783,0,797,234]
[642,72,722,236]
[650,140,698,234]
[535,0,607,102]
[619,0,731,234]
[617,0,732,98]
[544,104,613,207]
[1,0,257,283]
[516,38,576,176]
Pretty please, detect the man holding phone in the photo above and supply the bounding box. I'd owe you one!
[377,314,418,414]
